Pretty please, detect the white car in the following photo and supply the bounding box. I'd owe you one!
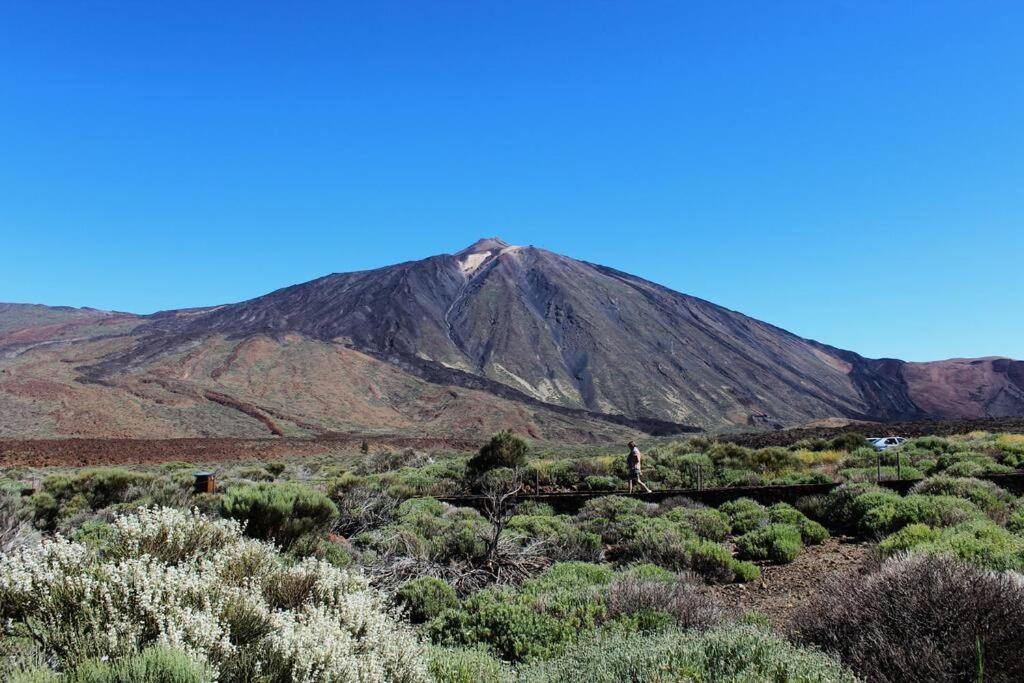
[867,436,907,451]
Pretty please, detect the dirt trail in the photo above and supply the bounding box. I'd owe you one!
[712,537,875,628]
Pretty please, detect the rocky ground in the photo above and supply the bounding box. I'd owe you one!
[712,536,876,628]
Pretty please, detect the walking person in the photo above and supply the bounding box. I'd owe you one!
[626,440,652,493]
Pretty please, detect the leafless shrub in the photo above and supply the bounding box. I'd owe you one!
[606,572,722,630]
[369,534,549,595]
[656,496,704,513]
[792,553,1024,682]
[331,486,399,537]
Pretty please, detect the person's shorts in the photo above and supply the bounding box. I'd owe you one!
[629,467,641,482]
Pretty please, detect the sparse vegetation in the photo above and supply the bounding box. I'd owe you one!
[1,428,1022,680]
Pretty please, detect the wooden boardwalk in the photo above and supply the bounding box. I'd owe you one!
[438,471,1024,513]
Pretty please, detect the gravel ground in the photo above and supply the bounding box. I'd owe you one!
[713,536,876,628]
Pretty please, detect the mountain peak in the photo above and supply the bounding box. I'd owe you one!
[457,237,510,255]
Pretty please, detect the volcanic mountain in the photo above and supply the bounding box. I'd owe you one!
[2,239,1022,440]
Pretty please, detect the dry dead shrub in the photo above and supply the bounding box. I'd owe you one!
[605,571,722,630]
[792,553,1024,682]
[369,534,550,595]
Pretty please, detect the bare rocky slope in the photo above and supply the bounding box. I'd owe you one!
[1,239,1021,439]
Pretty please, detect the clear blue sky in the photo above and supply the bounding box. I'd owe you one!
[1,2,1021,361]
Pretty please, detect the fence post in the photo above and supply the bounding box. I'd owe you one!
[877,451,882,483]
[896,450,902,480]
[535,469,540,494]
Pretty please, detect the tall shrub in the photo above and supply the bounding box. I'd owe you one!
[221,482,338,548]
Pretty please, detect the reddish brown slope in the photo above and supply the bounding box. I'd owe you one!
[903,357,1024,418]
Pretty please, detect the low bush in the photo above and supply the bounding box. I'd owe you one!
[18,645,212,682]
[881,519,1024,571]
[221,482,338,548]
[426,646,510,683]
[718,498,768,534]
[663,506,731,541]
[794,554,1024,682]
[1009,500,1024,534]
[816,483,896,531]
[604,572,722,631]
[838,465,924,482]
[517,625,857,682]
[576,495,653,545]
[768,503,828,544]
[427,593,575,662]
[505,513,601,562]
[860,494,983,536]
[396,576,458,623]
[42,468,154,511]
[687,539,760,583]
[830,432,868,452]
[909,475,1013,519]
[736,523,803,563]
[583,475,619,491]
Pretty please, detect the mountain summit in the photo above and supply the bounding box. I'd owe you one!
[457,237,512,255]
[1,241,1022,439]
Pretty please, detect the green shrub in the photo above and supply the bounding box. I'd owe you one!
[466,431,529,479]
[768,503,829,545]
[63,645,211,682]
[516,625,857,682]
[717,468,764,487]
[718,498,768,534]
[838,465,924,482]
[518,562,615,621]
[830,432,868,452]
[618,563,676,582]
[356,498,491,565]
[28,491,60,531]
[663,507,730,541]
[909,475,1012,519]
[286,532,356,568]
[576,496,652,545]
[1009,501,1024,534]
[577,495,650,524]
[220,482,338,548]
[426,646,510,683]
[878,523,940,555]
[861,494,983,536]
[768,472,833,486]
[736,523,803,563]
[882,519,1024,571]
[583,475,620,491]
[42,468,153,511]
[687,540,760,583]
[427,597,574,662]
[396,577,458,623]
[610,517,694,569]
[709,444,798,473]
[515,501,555,516]
[817,483,895,532]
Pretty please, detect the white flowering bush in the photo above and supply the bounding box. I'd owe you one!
[0,506,427,682]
